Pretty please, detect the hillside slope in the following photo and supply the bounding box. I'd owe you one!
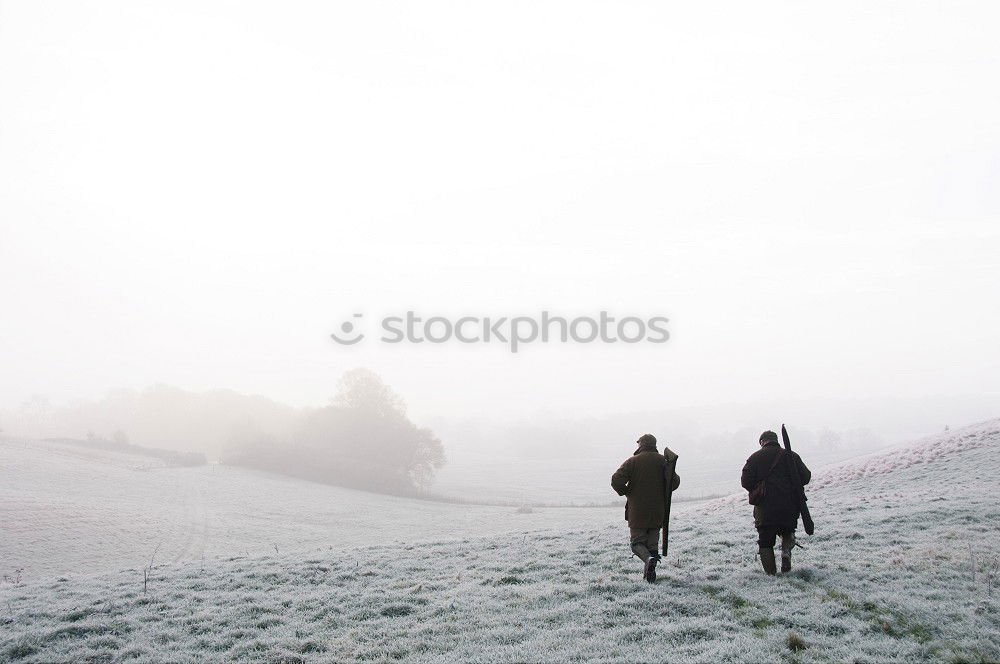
[2,421,999,662]
[0,438,617,581]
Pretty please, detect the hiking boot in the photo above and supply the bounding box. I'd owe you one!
[643,556,657,583]
[780,533,795,573]
[759,547,777,576]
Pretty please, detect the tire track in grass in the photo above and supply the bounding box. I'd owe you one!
[166,473,209,566]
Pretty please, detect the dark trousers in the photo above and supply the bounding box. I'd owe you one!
[757,525,794,548]
[629,527,660,562]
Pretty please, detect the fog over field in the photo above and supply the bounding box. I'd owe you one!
[2,1,1000,662]
[4,384,997,505]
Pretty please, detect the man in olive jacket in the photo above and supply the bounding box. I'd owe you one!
[611,433,681,582]
[740,430,812,575]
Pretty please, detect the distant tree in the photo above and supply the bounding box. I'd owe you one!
[277,369,445,492]
[329,368,445,491]
[224,369,446,494]
[334,368,407,418]
[113,430,129,447]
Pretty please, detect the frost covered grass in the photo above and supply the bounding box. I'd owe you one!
[0,438,618,581]
[2,421,999,662]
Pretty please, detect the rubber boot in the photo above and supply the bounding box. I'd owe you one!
[644,556,657,583]
[759,546,777,575]
[780,534,795,573]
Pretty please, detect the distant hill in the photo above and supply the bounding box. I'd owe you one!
[43,436,206,467]
[0,437,617,581]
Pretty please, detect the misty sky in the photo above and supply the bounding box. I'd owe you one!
[2,1,999,422]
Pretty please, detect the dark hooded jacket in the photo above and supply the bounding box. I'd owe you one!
[611,444,680,529]
[740,440,811,529]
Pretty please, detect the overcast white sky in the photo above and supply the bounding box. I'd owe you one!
[1,1,998,422]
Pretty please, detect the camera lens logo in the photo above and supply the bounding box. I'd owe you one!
[330,313,365,345]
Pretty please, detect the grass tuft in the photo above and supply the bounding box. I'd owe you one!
[496,575,525,585]
[4,641,38,660]
[381,604,414,617]
[786,632,807,652]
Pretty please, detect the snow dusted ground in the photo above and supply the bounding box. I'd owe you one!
[0,439,618,582]
[2,421,999,662]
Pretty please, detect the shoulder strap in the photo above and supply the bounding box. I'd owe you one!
[763,449,785,479]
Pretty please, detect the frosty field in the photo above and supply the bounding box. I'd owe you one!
[0,439,617,581]
[2,422,1000,662]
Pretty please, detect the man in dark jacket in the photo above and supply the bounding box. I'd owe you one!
[611,433,680,582]
[741,430,811,575]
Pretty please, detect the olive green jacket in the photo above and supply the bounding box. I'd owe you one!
[611,445,680,529]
